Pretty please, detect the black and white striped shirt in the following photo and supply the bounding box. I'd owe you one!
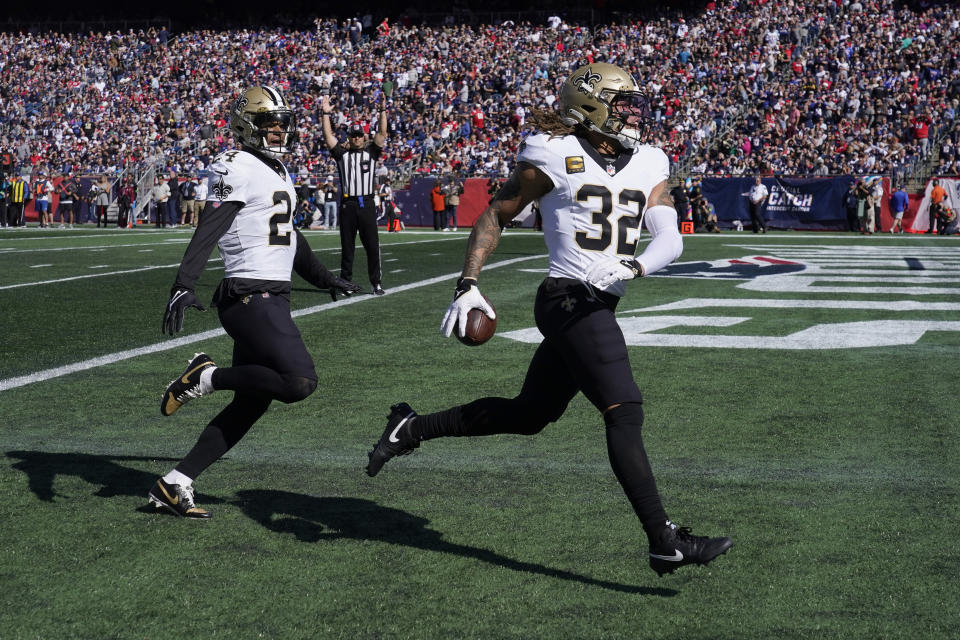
[331,142,382,199]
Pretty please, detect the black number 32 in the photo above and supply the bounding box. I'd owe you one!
[574,185,647,255]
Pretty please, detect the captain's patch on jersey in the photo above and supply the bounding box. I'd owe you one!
[565,156,585,174]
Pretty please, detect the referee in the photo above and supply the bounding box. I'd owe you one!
[321,95,389,295]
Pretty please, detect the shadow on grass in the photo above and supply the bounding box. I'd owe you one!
[5,452,676,595]
[6,450,223,508]
[235,489,675,596]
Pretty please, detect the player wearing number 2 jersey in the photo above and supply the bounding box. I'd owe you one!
[366,64,732,576]
[148,86,360,519]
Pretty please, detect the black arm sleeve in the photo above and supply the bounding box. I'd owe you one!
[172,200,242,291]
[293,229,337,290]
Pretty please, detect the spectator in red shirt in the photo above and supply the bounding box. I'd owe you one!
[470,105,484,131]
[430,179,446,231]
[911,112,931,156]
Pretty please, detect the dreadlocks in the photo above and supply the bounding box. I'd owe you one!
[527,107,577,138]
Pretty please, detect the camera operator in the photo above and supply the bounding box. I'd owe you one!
[688,177,708,232]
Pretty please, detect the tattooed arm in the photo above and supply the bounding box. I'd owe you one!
[647,179,675,210]
[461,162,553,280]
[440,163,552,338]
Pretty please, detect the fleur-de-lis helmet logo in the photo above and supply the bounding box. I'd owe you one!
[572,69,602,96]
[233,96,248,116]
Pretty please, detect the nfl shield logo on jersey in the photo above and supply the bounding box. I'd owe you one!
[606,164,616,176]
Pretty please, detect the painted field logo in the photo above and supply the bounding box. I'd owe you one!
[656,255,806,280]
[502,244,960,350]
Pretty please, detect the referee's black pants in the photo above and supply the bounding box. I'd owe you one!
[339,198,382,286]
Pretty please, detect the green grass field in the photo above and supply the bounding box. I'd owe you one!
[1,226,957,639]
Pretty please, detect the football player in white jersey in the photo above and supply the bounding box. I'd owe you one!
[149,86,360,519]
[366,63,732,576]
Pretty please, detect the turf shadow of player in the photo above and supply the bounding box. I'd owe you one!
[6,450,224,511]
[234,489,676,596]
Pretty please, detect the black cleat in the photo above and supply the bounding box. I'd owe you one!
[372,285,386,296]
[366,402,419,477]
[649,521,732,576]
[147,478,212,518]
[161,352,215,416]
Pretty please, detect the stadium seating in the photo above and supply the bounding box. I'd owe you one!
[1,2,957,189]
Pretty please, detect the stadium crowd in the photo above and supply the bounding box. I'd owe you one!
[0,0,958,194]
[935,118,960,176]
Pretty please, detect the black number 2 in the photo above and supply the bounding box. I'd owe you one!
[269,191,292,246]
[574,185,647,255]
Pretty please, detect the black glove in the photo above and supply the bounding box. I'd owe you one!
[329,277,362,301]
[162,288,206,335]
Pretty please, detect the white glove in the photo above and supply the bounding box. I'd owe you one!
[441,278,497,338]
[585,256,642,289]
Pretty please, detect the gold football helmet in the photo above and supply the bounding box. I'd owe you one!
[559,63,651,149]
[229,86,297,159]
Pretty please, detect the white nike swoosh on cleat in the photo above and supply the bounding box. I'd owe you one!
[387,414,413,443]
[650,550,684,562]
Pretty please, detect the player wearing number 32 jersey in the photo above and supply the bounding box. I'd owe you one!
[147,86,360,519]
[366,63,733,577]
[517,132,670,299]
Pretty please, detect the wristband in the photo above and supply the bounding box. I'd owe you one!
[454,277,477,299]
[619,259,643,278]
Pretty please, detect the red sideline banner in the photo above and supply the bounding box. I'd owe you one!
[457,178,494,227]
[392,177,502,228]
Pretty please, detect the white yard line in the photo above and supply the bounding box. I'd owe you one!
[0,263,185,290]
[0,234,468,291]
[0,253,545,392]
[0,230,184,242]
[0,240,189,254]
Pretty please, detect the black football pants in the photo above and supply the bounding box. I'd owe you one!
[339,199,382,286]
[175,292,317,480]
[411,278,668,534]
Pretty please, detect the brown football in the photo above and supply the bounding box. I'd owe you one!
[457,297,497,346]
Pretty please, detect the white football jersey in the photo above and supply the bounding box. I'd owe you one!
[206,149,298,282]
[518,133,670,297]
